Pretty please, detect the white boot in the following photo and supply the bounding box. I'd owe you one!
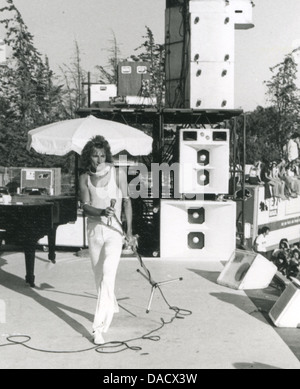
[94,330,105,345]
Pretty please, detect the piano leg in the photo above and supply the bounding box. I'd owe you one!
[47,227,57,264]
[24,243,36,288]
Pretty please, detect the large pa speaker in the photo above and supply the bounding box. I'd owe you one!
[165,0,254,109]
[217,250,277,290]
[189,0,254,31]
[189,61,235,110]
[269,283,300,328]
[179,128,230,195]
[189,8,235,64]
[160,199,236,260]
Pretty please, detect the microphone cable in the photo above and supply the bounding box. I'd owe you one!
[0,260,192,355]
[0,213,192,355]
[0,294,192,355]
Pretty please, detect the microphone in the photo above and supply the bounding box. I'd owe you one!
[107,199,116,226]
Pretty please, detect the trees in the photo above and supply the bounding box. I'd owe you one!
[234,106,282,165]
[59,41,87,118]
[264,50,300,145]
[232,50,300,165]
[95,32,121,85]
[0,0,68,168]
[0,0,66,126]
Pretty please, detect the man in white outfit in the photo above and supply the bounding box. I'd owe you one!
[254,226,270,259]
[286,133,300,162]
[79,136,134,345]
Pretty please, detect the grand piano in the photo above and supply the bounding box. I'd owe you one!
[0,195,77,287]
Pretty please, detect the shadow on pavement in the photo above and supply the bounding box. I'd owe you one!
[210,291,269,325]
[189,268,278,325]
[188,268,220,284]
[233,362,283,369]
[0,256,93,341]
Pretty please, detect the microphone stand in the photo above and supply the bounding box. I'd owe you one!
[110,209,183,314]
[133,246,183,314]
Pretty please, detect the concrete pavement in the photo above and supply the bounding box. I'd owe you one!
[0,249,300,369]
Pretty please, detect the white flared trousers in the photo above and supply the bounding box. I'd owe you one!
[87,221,123,333]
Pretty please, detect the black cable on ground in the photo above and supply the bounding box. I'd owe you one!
[0,284,192,355]
[0,243,192,355]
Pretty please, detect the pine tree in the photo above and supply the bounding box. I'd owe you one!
[95,32,122,85]
[59,41,87,118]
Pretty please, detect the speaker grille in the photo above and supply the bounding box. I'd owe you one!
[197,170,210,186]
[188,208,205,224]
[188,232,205,250]
[197,150,210,165]
[183,131,198,141]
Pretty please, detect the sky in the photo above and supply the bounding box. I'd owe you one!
[1,0,300,111]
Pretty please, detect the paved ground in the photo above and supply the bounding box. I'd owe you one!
[0,249,300,370]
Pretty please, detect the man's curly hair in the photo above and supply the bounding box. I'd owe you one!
[80,135,113,174]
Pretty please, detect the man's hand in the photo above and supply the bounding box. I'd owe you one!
[104,206,116,218]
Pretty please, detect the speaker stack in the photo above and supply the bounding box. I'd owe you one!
[160,0,254,262]
[165,0,254,110]
[160,128,236,261]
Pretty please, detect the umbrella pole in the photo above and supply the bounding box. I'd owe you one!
[75,152,79,200]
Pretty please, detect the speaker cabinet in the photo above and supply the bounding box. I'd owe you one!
[217,250,277,290]
[189,61,235,110]
[189,9,235,63]
[90,84,117,104]
[269,283,300,328]
[189,0,254,30]
[165,0,254,109]
[117,61,150,97]
[179,128,230,195]
[228,0,255,30]
[160,199,236,260]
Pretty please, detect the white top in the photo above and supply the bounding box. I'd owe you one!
[87,167,123,229]
[256,234,268,252]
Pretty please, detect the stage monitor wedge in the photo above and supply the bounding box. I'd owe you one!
[217,250,277,290]
[269,283,300,328]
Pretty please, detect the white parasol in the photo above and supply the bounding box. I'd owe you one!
[27,115,153,156]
